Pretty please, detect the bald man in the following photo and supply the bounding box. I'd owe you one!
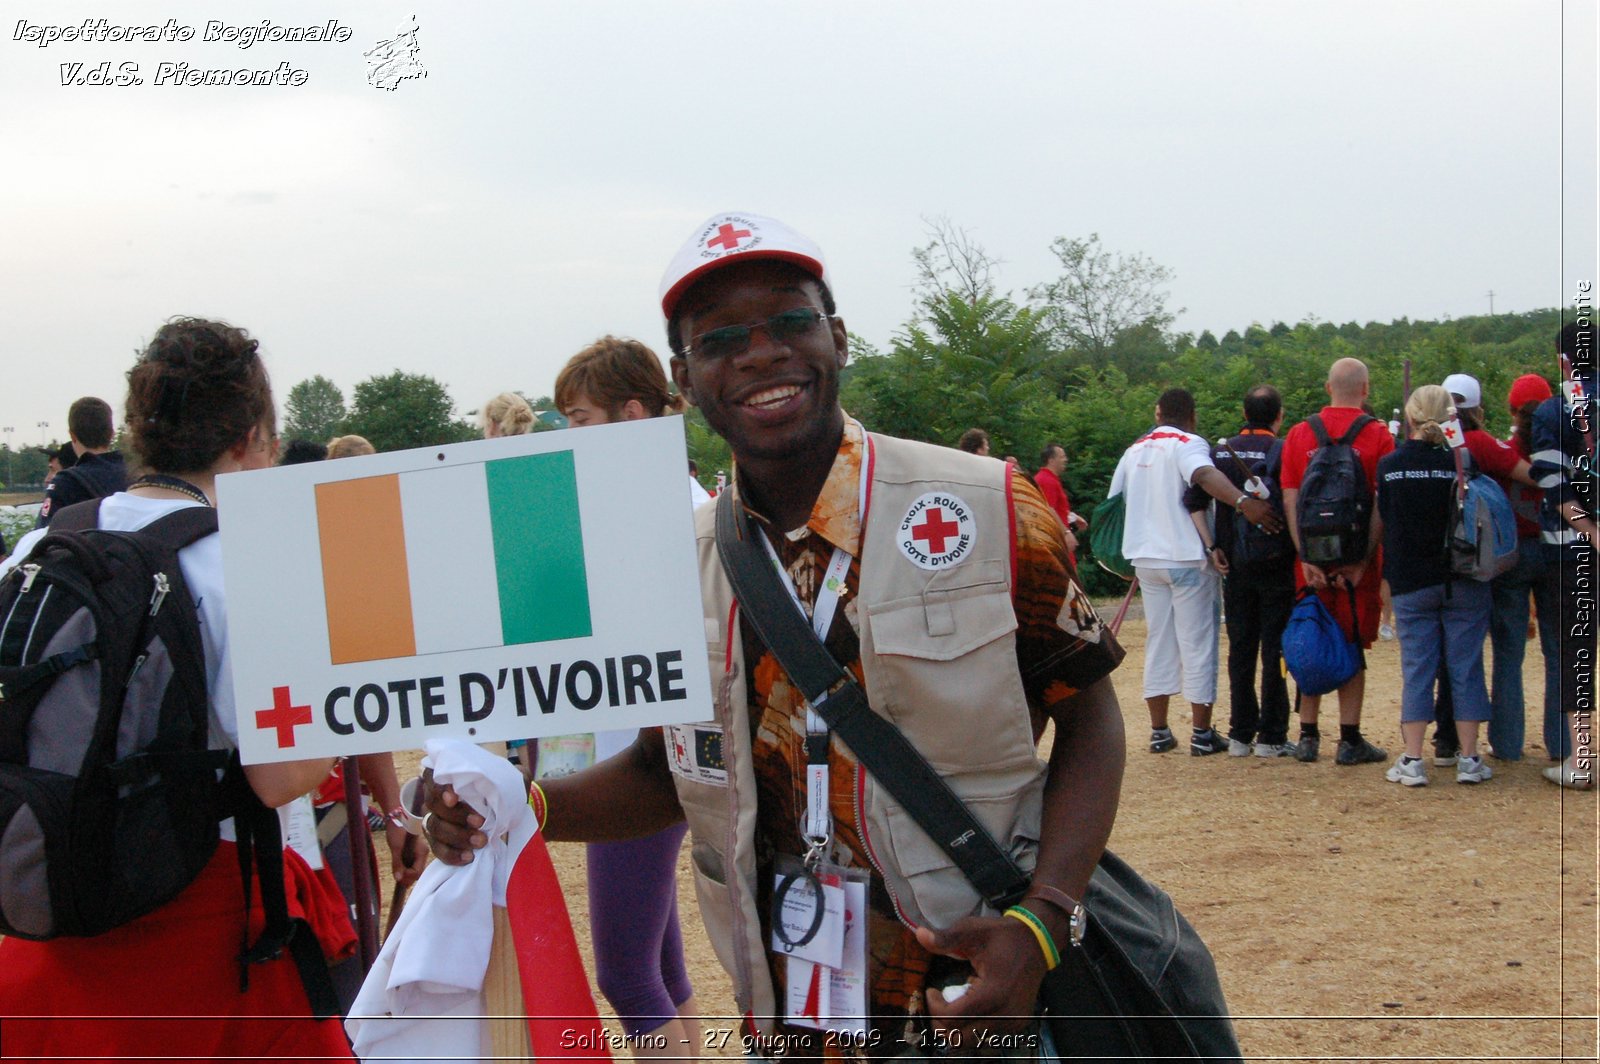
[1279,357,1394,767]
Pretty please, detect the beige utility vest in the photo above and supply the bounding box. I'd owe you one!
[676,432,1045,1029]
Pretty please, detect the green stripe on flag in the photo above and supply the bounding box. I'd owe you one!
[486,451,593,644]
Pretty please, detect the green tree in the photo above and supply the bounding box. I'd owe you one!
[1029,233,1182,371]
[282,375,347,443]
[344,371,477,452]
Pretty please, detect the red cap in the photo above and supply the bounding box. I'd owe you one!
[1507,373,1553,410]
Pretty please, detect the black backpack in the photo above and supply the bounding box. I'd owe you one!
[1218,437,1292,573]
[0,499,337,1013]
[1295,414,1377,567]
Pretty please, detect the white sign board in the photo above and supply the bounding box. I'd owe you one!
[218,418,711,765]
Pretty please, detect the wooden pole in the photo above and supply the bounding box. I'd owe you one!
[486,905,534,1061]
[1109,577,1139,637]
[341,756,380,970]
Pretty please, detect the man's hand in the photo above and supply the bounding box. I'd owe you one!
[1302,562,1329,589]
[421,768,488,865]
[1332,560,1367,590]
[915,915,1049,1039]
[1237,496,1282,534]
[385,821,427,886]
[1209,547,1230,577]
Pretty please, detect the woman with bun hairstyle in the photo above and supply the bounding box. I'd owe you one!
[1374,384,1494,787]
[482,391,536,438]
[550,335,704,1059]
[0,318,353,1059]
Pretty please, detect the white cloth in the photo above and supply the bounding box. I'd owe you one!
[1109,426,1215,567]
[347,739,537,1064]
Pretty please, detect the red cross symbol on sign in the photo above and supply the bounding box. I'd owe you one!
[706,222,752,252]
[255,685,312,749]
[911,507,961,554]
[1444,425,1459,441]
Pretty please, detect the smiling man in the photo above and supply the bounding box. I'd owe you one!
[427,213,1191,1057]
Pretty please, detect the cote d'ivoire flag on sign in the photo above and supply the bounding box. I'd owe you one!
[218,419,712,765]
[315,452,591,664]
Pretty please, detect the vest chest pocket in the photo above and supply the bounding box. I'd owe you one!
[864,579,1034,774]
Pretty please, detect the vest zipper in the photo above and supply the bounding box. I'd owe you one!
[853,763,918,930]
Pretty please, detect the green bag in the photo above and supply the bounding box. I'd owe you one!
[1089,493,1135,581]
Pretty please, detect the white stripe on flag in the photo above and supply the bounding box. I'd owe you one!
[400,463,503,655]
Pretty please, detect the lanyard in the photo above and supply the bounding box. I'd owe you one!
[758,535,852,861]
[748,424,872,865]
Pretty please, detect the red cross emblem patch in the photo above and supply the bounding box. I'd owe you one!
[897,492,977,570]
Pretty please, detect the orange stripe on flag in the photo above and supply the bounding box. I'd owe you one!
[316,475,416,664]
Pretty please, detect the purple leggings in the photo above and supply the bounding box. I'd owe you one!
[585,822,693,1038]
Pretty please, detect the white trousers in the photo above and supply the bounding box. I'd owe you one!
[1136,564,1220,704]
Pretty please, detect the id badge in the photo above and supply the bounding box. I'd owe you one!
[771,854,846,969]
[784,868,869,1032]
[281,795,323,870]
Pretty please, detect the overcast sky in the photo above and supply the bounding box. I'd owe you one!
[2,0,1595,445]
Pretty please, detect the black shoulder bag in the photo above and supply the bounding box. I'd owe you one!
[714,492,1241,1062]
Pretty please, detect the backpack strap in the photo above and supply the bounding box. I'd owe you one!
[1307,414,1332,449]
[224,758,342,1019]
[43,497,104,533]
[1335,414,1377,448]
[136,505,220,549]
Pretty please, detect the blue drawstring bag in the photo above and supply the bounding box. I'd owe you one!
[1281,585,1363,696]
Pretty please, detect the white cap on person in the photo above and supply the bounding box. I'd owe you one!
[659,212,827,319]
[1442,373,1482,410]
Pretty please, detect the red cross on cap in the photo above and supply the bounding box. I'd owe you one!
[911,507,962,554]
[256,685,312,749]
[705,221,753,253]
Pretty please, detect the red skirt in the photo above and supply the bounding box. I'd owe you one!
[0,841,354,1062]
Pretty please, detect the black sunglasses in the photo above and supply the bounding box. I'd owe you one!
[685,307,829,361]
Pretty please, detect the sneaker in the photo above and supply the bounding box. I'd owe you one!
[1456,755,1493,784]
[1150,728,1177,753]
[1378,623,1396,641]
[1294,735,1321,762]
[1385,755,1428,787]
[1254,740,1297,758]
[1190,730,1229,756]
[1228,738,1253,757]
[1432,751,1459,768]
[1336,738,1388,765]
[1543,757,1595,790]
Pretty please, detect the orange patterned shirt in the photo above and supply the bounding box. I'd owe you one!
[736,420,1123,1057]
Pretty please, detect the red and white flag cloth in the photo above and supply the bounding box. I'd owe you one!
[1441,416,1467,449]
[347,739,607,1062]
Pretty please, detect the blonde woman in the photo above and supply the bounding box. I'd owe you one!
[1375,385,1493,786]
[326,434,375,459]
[482,391,535,439]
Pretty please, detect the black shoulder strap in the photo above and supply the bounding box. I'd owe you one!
[1307,414,1331,449]
[713,491,1030,910]
[226,759,341,1019]
[45,497,104,533]
[136,505,220,549]
[1335,414,1376,448]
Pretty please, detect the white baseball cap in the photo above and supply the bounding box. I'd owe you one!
[659,211,827,319]
[1441,373,1481,409]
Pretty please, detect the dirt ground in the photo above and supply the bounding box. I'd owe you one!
[387,616,1597,1062]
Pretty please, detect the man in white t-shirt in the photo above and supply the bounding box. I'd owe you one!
[1110,388,1281,755]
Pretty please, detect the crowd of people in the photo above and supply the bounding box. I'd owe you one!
[0,209,1591,1061]
[979,334,1593,791]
